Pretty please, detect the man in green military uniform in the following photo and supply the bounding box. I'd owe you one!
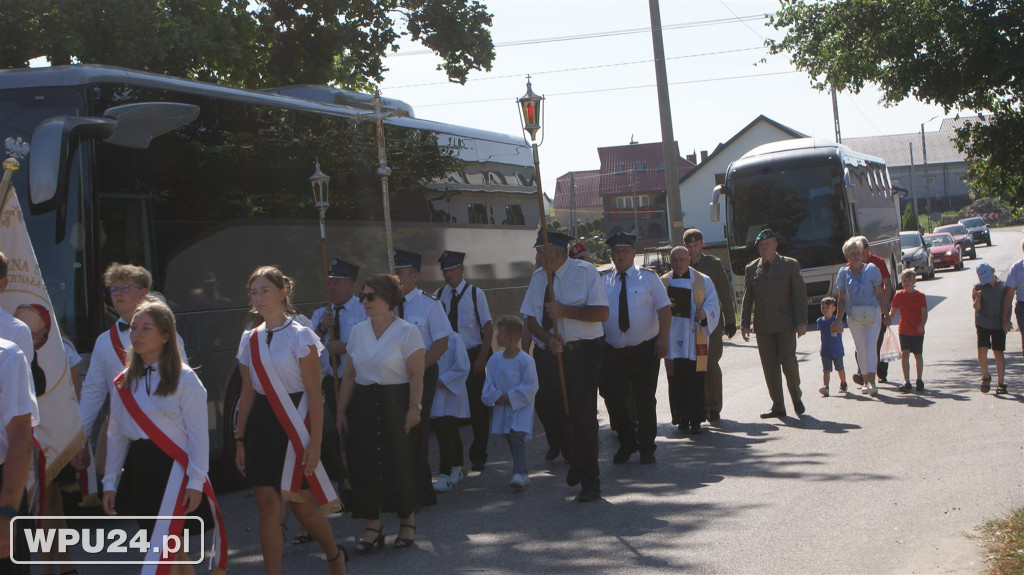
[683,228,735,423]
[740,229,808,419]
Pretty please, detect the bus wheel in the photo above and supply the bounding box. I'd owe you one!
[215,374,247,491]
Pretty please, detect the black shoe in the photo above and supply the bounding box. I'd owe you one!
[760,410,786,419]
[689,423,702,435]
[916,380,925,392]
[639,452,657,464]
[575,488,601,503]
[566,467,580,487]
[706,411,721,423]
[794,400,805,416]
[898,382,913,393]
[544,446,561,461]
[612,444,637,464]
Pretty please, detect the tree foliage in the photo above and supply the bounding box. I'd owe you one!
[767,0,1024,204]
[0,0,494,89]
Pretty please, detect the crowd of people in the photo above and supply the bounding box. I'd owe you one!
[1,229,1021,574]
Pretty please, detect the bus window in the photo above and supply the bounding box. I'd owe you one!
[96,195,154,278]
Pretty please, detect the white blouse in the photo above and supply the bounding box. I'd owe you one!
[103,364,209,492]
[237,319,324,395]
[347,319,425,386]
[0,339,39,465]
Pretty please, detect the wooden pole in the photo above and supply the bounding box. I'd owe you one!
[318,211,341,403]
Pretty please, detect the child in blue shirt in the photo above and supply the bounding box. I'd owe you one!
[818,297,847,396]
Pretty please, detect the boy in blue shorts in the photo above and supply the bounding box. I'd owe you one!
[818,297,846,396]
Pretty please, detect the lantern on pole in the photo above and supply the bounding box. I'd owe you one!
[310,160,341,392]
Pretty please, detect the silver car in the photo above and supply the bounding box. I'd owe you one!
[900,230,935,280]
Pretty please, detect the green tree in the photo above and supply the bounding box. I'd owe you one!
[767,0,1024,205]
[0,0,494,89]
[901,202,917,231]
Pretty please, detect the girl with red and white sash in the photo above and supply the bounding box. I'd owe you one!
[233,267,346,575]
[101,300,226,575]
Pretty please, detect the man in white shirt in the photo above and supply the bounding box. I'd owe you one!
[0,337,40,569]
[435,250,493,471]
[1002,237,1024,357]
[521,230,609,503]
[310,258,366,414]
[0,252,34,362]
[394,249,452,506]
[599,232,670,465]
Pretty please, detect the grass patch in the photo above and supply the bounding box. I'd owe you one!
[980,507,1024,575]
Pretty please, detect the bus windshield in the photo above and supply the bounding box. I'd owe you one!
[726,165,852,275]
[0,87,90,345]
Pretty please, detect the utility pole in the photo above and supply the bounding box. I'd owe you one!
[831,87,842,144]
[908,142,920,228]
[648,0,682,245]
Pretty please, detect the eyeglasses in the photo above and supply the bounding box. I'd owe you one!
[357,292,379,302]
[108,284,140,295]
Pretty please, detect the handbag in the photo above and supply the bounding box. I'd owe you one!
[880,326,902,362]
[848,305,877,326]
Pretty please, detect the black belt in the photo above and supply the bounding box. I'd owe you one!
[562,336,604,353]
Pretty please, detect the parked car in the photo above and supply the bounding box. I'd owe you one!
[923,232,964,271]
[933,224,976,259]
[958,216,992,246]
[900,230,935,279]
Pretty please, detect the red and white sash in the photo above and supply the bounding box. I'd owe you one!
[114,373,228,575]
[248,328,341,514]
[110,323,128,365]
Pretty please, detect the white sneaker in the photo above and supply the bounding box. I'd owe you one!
[818,386,829,397]
[449,467,465,485]
[869,383,878,397]
[510,474,529,490]
[433,474,453,493]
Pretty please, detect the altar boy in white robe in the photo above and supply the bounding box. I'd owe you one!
[662,246,720,435]
[431,331,471,493]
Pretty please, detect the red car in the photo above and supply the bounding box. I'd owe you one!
[933,223,977,259]
[923,232,964,271]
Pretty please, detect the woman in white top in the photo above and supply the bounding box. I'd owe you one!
[101,299,213,574]
[233,267,346,575]
[337,274,424,553]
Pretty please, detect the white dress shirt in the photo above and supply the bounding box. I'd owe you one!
[310,297,367,377]
[431,332,471,418]
[665,271,721,361]
[0,309,33,362]
[81,322,188,437]
[347,319,425,386]
[436,280,492,348]
[236,319,324,395]
[520,258,608,346]
[398,288,453,351]
[480,350,539,438]
[601,265,671,348]
[103,364,209,492]
[0,338,39,464]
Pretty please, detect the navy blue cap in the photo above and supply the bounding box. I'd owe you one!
[328,258,358,279]
[438,250,466,270]
[754,228,777,245]
[605,232,637,248]
[393,249,422,270]
[534,230,571,249]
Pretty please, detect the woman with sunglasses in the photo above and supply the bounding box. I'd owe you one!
[336,274,424,553]
[234,266,346,575]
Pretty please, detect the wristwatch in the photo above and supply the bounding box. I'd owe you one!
[1,505,17,520]
[411,402,423,411]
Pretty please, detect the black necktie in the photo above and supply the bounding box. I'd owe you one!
[448,287,462,330]
[618,271,630,332]
[398,298,405,319]
[331,306,341,363]
[144,366,155,395]
[763,258,771,273]
[541,281,553,331]
[118,321,130,332]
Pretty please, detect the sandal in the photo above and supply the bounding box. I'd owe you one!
[996,384,1007,395]
[981,377,991,393]
[291,532,314,546]
[354,526,384,555]
[394,522,416,549]
[328,544,349,564]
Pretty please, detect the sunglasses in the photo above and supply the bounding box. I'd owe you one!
[357,292,379,302]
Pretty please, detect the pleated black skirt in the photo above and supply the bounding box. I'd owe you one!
[347,383,419,520]
[245,392,344,489]
[114,439,212,534]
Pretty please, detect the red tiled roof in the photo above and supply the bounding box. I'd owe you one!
[596,142,695,197]
[553,169,601,209]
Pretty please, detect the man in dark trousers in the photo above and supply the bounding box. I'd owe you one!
[521,230,609,502]
[683,228,736,423]
[598,232,670,464]
[0,337,38,574]
[435,250,493,472]
[740,229,808,418]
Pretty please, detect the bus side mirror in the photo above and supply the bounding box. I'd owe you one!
[710,184,727,223]
[29,117,116,210]
[842,167,857,204]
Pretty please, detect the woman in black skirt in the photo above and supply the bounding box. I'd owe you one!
[337,273,424,553]
[101,299,215,574]
[234,266,346,575]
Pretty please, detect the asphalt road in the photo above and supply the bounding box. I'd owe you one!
[56,227,1024,574]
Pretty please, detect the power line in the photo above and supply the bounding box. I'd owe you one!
[386,47,766,90]
[413,70,801,108]
[392,14,768,57]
